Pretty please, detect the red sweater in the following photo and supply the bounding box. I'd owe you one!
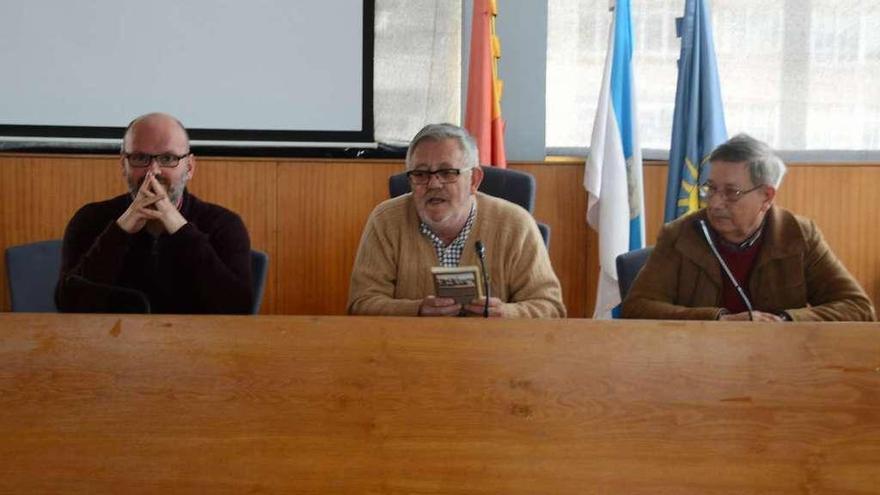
[717,237,763,313]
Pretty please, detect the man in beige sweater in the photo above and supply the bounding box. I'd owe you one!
[347,123,565,318]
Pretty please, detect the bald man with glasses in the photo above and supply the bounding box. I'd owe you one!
[56,112,253,314]
[622,134,875,322]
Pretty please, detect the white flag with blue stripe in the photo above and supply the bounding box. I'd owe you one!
[584,0,645,319]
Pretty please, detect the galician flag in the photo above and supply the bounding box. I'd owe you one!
[585,0,645,319]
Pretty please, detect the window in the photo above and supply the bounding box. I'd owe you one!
[546,0,880,154]
[373,0,462,146]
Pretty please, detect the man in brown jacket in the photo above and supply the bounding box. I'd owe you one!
[622,134,875,322]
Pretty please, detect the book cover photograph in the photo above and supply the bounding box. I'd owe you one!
[430,266,484,307]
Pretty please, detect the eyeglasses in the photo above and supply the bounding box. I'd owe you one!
[698,183,763,203]
[124,152,192,168]
[406,168,469,185]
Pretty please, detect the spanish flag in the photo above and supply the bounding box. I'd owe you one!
[465,0,507,168]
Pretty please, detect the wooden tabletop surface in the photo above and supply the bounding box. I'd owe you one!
[1,314,878,494]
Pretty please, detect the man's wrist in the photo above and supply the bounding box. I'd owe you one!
[166,219,187,235]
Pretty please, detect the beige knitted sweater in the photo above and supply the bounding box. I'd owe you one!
[347,192,566,317]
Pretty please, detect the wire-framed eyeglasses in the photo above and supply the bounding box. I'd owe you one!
[698,183,763,203]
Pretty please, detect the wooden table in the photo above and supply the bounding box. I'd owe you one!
[1,314,878,494]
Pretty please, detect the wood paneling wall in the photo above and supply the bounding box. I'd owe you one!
[2,154,878,317]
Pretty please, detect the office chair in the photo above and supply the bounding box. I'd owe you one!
[5,239,63,312]
[389,166,551,247]
[250,249,269,314]
[6,239,151,314]
[615,246,654,301]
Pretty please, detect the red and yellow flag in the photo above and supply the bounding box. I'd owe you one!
[464,0,507,168]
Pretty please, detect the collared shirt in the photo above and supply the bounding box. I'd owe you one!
[419,201,477,267]
[716,217,766,251]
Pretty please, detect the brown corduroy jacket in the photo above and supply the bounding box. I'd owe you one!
[622,206,876,321]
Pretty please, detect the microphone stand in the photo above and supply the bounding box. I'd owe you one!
[475,241,490,318]
[698,220,754,321]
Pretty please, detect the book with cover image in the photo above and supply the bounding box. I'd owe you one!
[431,266,485,307]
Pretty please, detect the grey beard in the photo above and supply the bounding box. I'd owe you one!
[166,182,186,205]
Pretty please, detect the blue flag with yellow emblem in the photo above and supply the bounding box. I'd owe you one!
[664,0,727,222]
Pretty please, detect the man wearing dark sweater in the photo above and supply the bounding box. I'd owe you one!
[55,113,252,314]
[622,134,875,322]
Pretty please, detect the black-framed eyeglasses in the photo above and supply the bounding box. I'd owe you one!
[406,168,469,185]
[124,152,192,168]
[698,183,764,203]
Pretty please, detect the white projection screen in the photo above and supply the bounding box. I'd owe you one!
[0,0,374,148]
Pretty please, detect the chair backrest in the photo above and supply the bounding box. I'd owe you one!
[389,166,536,213]
[250,249,269,314]
[5,239,63,312]
[6,241,268,314]
[616,246,654,301]
[537,223,551,249]
[389,166,550,247]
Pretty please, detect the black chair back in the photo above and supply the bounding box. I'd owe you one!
[5,239,63,312]
[615,246,654,301]
[250,249,269,314]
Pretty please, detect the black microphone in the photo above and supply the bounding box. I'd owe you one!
[698,219,754,321]
[66,274,152,314]
[475,241,490,318]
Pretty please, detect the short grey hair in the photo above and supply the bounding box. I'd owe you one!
[405,123,479,171]
[708,133,787,188]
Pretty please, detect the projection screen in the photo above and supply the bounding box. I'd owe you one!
[0,0,374,148]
